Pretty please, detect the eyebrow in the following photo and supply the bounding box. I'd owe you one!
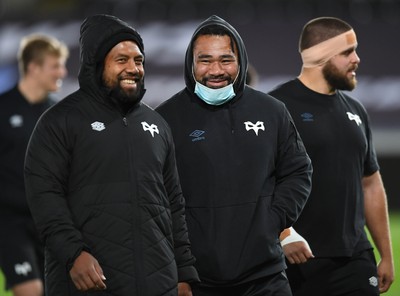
[197,53,235,59]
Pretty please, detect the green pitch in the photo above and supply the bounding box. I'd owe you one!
[1,212,399,296]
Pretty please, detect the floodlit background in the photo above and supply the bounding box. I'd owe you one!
[0,1,399,294]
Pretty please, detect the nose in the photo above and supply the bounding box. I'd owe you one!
[209,62,224,75]
[61,66,68,78]
[352,51,360,64]
[126,59,139,73]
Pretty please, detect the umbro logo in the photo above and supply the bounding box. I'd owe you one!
[346,112,362,126]
[141,121,159,137]
[244,121,265,136]
[14,262,32,276]
[301,112,314,122]
[190,130,205,142]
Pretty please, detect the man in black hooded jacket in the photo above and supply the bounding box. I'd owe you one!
[156,15,312,295]
[24,14,199,296]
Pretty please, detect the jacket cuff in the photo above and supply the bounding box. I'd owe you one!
[178,266,200,283]
[66,244,91,271]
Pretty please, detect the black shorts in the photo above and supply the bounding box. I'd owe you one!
[0,222,44,290]
[286,249,379,296]
[192,271,292,296]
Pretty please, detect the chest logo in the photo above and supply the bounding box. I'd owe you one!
[9,114,23,128]
[190,130,205,142]
[141,121,159,137]
[346,112,362,126]
[244,121,265,136]
[91,121,105,131]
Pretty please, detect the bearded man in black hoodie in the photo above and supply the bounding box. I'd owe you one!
[24,14,199,296]
[156,15,312,296]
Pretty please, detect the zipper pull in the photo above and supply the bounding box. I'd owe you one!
[123,117,128,126]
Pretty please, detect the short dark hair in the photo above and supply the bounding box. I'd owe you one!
[193,24,236,53]
[299,17,353,51]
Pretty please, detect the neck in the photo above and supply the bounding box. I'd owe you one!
[18,77,48,104]
[298,67,335,95]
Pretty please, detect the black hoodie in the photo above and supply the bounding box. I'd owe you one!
[25,14,198,295]
[156,15,312,286]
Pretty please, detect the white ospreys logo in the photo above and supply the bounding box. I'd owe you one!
[14,262,32,276]
[141,121,159,137]
[244,121,265,136]
[91,121,106,131]
[346,112,362,126]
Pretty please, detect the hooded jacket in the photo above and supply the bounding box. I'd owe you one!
[156,15,312,286]
[24,14,198,295]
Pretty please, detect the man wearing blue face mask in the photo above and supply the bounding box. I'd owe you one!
[156,15,313,296]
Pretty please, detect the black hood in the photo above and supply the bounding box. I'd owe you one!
[78,14,146,101]
[184,15,248,98]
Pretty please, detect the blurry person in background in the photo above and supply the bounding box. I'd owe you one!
[0,34,69,296]
[269,16,395,296]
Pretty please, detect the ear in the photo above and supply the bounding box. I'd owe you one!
[27,61,41,75]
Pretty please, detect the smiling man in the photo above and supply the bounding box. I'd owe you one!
[156,15,312,296]
[24,14,199,296]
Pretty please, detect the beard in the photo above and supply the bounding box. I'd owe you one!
[322,61,357,91]
[108,78,144,105]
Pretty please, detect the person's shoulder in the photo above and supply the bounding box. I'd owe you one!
[0,85,20,102]
[338,91,368,113]
[40,90,82,119]
[245,86,286,108]
[268,79,297,97]
[155,89,187,115]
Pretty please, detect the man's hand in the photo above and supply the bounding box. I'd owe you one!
[283,241,314,264]
[280,227,314,264]
[377,257,395,293]
[69,251,107,291]
[178,282,193,296]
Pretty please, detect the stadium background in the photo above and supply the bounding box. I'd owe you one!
[0,0,398,295]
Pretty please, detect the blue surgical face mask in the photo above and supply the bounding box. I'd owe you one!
[194,82,235,106]
[193,66,240,106]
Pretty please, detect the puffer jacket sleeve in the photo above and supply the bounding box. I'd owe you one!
[24,108,88,269]
[162,131,200,283]
[272,106,313,230]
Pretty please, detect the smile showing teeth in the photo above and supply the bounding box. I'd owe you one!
[121,79,136,84]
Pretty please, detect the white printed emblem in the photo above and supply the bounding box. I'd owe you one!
[91,121,105,131]
[141,121,159,137]
[9,114,23,128]
[14,262,32,276]
[346,112,362,126]
[244,121,265,136]
[368,276,378,287]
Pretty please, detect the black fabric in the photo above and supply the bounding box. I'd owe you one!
[286,249,379,296]
[192,271,292,296]
[0,86,52,223]
[24,14,198,296]
[269,78,377,257]
[0,86,50,289]
[0,222,44,289]
[156,15,312,287]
